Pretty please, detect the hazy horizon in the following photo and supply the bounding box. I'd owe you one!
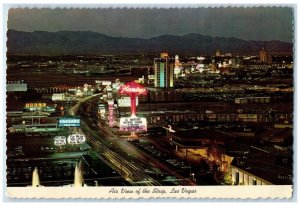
[8,7,294,43]
[8,29,293,43]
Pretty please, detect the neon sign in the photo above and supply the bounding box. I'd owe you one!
[119,85,147,94]
[54,136,67,146]
[119,117,147,131]
[58,118,81,127]
[67,134,86,144]
[118,81,147,116]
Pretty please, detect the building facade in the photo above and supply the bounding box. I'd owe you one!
[259,48,267,63]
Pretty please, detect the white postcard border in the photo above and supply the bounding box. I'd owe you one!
[2,2,298,201]
[6,186,293,199]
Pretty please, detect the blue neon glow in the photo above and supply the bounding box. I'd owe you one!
[160,63,165,87]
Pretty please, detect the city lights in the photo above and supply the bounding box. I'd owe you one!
[5,7,294,191]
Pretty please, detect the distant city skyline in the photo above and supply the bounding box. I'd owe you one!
[8,7,294,43]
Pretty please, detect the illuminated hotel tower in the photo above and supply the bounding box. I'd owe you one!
[174,55,180,68]
[154,53,174,88]
[174,55,181,77]
[259,48,267,63]
[215,49,221,57]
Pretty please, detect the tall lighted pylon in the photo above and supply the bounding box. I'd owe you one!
[107,99,115,127]
[119,81,147,117]
[118,81,148,139]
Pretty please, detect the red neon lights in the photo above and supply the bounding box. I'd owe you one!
[119,81,147,116]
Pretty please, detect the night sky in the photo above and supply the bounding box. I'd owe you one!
[8,7,294,42]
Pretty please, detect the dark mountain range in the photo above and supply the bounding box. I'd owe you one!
[7,30,293,56]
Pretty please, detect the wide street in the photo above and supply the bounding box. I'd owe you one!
[71,95,196,186]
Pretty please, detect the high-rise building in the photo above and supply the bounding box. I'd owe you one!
[231,57,244,67]
[267,54,273,64]
[216,49,221,57]
[174,55,182,77]
[174,55,181,68]
[209,59,217,73]
[259,48,267,63]
[210,63,217,73]
[154,53,174,88]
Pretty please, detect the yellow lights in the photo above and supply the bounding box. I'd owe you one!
[25,102,46,108]
[160,52,169,58]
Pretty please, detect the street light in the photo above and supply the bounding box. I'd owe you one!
[191,173,195,181]
[94,180,98,186]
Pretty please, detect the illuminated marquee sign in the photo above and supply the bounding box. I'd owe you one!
[238,114,258,122]
[107,100,115,127]
[54,136,67,146]
[119,117,147,131]
[117,97,139,107]
[67,134,86,144]
[25,103,47,108]
[7,80,25,84]
[58,118,81,127]
[119,85,147,94]
[7,80,27,92]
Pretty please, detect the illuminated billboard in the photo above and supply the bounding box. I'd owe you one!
[58,118,81,127]
[108,100,115,127]
[238,114,258,122]
[7,83,28,92]
[95,80,112,86]
[67,134,86,144]
[119,117,147,131]
[117,97,139,107]
[7,80,27,92]
[52,93,66,101]
[25,102,47,108]
[54,136,67,146]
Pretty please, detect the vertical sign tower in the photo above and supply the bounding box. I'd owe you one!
[118,81,148,139]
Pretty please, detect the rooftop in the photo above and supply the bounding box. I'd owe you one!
[231,145,292,185]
